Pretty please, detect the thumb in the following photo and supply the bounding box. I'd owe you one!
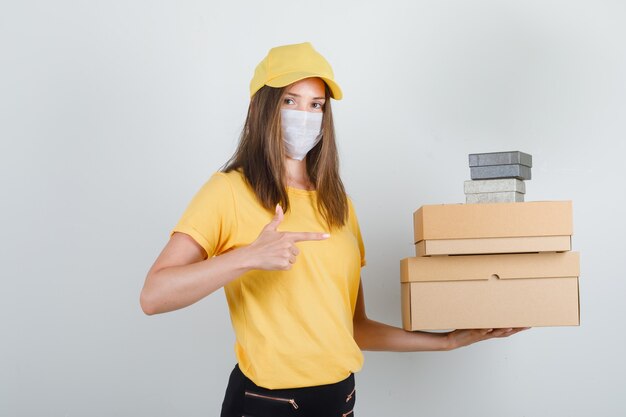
[264,204,284,231]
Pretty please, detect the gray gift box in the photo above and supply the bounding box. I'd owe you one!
[466,191,525,204]
[469,151,532,168]
[470,164,532,180]
[464,179,526,194]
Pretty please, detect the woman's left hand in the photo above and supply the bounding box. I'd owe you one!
[446,327,530,350]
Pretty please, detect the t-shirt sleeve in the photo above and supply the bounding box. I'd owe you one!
[170,172,237,258]
[347,197,366,267]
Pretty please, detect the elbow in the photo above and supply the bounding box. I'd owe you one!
[352,317,371,350]
[353,334,368,351]
[139,289,159,316]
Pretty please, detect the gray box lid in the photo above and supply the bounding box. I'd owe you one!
[469,151,532,168]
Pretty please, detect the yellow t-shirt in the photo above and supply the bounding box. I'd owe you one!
[170,169,366,389]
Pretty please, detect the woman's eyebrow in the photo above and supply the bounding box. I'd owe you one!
[285,92,326,100]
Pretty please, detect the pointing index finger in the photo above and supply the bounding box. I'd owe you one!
[285,231,331,242]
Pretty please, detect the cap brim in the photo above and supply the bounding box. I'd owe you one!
[265,71,343,100]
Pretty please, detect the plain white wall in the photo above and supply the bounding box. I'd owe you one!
[2,1,625,416]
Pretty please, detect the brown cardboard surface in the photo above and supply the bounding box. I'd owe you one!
[400,252,580,330]
[401,277,412,331]
[401,278,579,330]
[401,252,580,282]
[415,236,571,256]
[413,201,572,242]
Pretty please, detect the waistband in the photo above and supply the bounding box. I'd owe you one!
[230,364,356,416]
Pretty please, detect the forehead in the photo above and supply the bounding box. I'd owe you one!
[285,77,326,96]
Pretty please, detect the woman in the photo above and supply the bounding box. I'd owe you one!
[140,42,526,417]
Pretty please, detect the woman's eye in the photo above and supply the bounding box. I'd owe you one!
[312,102,323,109]
[284,98,295,105]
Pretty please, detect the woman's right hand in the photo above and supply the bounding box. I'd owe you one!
[243,204,330,271]
[140,204,329,315]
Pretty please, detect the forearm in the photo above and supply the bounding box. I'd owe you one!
[353,317,450,352]
[140,247,251,315]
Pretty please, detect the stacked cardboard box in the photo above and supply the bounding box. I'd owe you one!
[400,154,580,331]
[465,151,531,203]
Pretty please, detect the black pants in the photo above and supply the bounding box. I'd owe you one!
[220,364,356,417]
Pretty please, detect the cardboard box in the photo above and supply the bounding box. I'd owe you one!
[415,235,571,256]
[400,252,580,330]
[469,151,532,167]
[413,201,572,243]
[466,191,525,204]
[470,164,532,180]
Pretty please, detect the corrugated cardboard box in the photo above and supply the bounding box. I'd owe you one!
[413,201,573,256]
[400,252,580,330]
[415,236,571,256]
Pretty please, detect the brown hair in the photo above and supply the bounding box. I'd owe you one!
[222,83,348,230]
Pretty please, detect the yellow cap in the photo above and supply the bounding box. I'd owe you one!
[250,42,343,100]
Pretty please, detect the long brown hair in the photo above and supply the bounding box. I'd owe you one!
[222,83,348,230]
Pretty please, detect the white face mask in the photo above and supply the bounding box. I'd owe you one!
[280,109,323,161]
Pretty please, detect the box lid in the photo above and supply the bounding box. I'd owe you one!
[400,252,580,283]
[469,151,532,167]
[413,201,572,242]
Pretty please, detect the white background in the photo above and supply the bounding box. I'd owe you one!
[2,1,625,416]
